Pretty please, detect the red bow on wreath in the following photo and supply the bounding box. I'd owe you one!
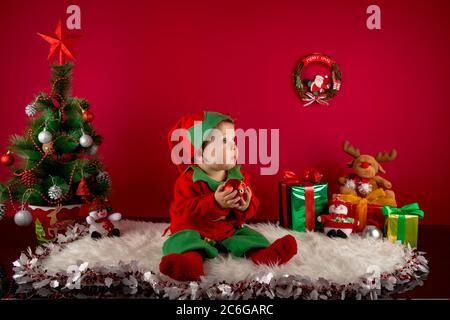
[302,93,329,107]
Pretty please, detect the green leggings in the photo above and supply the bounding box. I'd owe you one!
[162,226,270,258]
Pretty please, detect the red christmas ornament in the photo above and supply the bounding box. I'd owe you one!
[224,179,246,198]
[82,110,94,122]
[1,151,14,166]
[37,20,81,65]
[76,177,90,198]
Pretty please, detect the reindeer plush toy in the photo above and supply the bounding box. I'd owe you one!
[338,140,397,200]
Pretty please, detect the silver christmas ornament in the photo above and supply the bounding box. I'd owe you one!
[14,209,33,227]
[362,225,383,240]
[48,185,63,200]
[79,134,93,148]
[0,203,5,221]
[38,128,53,144]
[25,104,37,117]
[96,171,111,186]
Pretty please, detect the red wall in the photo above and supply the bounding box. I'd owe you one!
[0,0,449,225]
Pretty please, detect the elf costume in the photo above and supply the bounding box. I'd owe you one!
[160,111,297,281]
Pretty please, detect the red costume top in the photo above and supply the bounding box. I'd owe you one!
[167,165,260,241]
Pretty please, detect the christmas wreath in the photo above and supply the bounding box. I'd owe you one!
[293,53,342,106]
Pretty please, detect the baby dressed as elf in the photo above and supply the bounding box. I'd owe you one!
[159,111,297,281]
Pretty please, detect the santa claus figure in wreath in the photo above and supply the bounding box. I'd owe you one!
[317,199,355,239]
[308,74,330,95]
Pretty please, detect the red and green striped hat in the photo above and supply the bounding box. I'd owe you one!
[167,111,234,172]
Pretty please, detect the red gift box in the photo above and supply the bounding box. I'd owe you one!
[278,169,327,231]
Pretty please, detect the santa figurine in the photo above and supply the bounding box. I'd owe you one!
[308,74,330,95]
[317,199,355,238]
[86,208,122,240]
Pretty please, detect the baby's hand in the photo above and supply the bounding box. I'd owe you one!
[215,183,241,209]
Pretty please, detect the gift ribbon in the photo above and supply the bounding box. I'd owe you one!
[336,189,396,232]
[382,203,424,244]
[304,183,315,231]
[280,170,301,228]
[281,169,324,231]
[302,93,329,107]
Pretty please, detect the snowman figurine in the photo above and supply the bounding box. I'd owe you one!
[86,208,122,240]
[317,199,355,239]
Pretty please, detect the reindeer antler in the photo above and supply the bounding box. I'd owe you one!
[343,140,360,158]
[375,149,397,162]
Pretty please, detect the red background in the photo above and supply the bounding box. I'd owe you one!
[1,0,449,225]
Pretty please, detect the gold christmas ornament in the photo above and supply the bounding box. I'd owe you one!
[42,142,54,154]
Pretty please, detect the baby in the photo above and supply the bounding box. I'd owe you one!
[160,111,297,281]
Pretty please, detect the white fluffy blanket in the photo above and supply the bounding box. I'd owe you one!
[41,220,409,285]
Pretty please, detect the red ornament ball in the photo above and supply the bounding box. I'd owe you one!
[224,179,246,198]
[82,110,95,122]
[1,152,14,166]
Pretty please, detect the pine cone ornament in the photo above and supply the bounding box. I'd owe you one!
[86,159,100,172]
[25,104,37,117]
[48,185,62,200]
[0,204,5,221]
[21,171,38,188]
[96,171,111,186]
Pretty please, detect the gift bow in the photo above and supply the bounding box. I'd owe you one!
[302,93,329,107]
[282,169,323,184]
[381,203,424,218]
[282,170,301,184]
[382,203,424,246]
[302,168,324,184]
[336,189,396,232]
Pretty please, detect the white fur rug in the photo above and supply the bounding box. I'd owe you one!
[41,220,409,285]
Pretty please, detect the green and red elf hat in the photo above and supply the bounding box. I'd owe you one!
[167,111,234,172]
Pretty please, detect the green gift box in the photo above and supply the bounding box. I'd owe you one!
[279,169,328,232]
[382,203,424,248]
[290,183,328,232]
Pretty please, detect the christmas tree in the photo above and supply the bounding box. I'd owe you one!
[0,22,112,240]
